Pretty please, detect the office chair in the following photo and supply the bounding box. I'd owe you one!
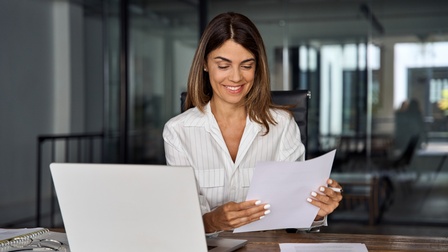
[373,134,421,199]
[180,90,311,158]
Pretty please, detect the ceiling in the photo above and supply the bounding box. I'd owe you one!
[77,0,448,43]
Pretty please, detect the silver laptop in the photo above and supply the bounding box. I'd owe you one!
[50,163,247,252]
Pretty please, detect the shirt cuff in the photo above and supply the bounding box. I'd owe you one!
[311,216,327,228]
[205,231,223,238]
[292,216,327,233]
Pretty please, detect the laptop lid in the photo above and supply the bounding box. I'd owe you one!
[50,163,247,252]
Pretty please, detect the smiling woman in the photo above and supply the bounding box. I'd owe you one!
[162,12,343,235]
[184,12,274,131]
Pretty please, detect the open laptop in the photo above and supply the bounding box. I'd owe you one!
[50,163,247,252]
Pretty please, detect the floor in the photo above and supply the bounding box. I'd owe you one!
[322,154,448,238]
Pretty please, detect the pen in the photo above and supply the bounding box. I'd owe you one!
[330,187,343,193]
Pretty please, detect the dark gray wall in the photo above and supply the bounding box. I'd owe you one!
[0,0,104,227]
[0,0,54,225]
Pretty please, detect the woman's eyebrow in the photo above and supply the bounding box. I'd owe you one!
[213,56,255,64]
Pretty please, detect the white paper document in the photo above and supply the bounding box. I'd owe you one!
[234,149,336,233]
[279,243,368,252]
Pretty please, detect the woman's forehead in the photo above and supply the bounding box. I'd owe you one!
[208,40,255,62]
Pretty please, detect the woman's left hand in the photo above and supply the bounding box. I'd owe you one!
[307,178,343,221]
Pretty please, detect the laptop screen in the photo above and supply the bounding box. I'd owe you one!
[50,163,209,252]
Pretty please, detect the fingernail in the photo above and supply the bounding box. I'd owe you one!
[307,198,312,202]
[320,186,326,192]
[260,216,265,220]
[328,179,333,184]
[255,200,261,205]
[264,204,271,210]
[264,210,271,215]
[311,191,317,197]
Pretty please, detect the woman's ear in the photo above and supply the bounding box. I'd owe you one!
[203,60,209,72]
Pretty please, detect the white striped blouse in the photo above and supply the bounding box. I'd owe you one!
[163,102,306,215]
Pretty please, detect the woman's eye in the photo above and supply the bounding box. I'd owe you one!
[242,65,253,70]
[218,65,229,69]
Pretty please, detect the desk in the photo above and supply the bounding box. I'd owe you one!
[219,230,448,251]
[48,229,447,251]
[416,142,448,175]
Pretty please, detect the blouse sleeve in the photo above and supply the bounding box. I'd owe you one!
[163,121,212,215]
[278,112,305,161]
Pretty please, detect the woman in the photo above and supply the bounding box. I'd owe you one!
[163,12,342,234]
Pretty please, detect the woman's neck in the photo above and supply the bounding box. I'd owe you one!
[210,98,246,123]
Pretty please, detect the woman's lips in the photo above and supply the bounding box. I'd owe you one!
[224,85,243,93]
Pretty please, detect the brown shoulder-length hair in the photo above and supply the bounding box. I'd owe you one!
[185,12,287,134]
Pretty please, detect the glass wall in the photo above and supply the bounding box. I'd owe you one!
[101,1,199,164]
[125,1,199,164]
[99,0,448,229]
[103,0,121,163]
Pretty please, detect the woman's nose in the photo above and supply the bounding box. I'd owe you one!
[229,68,242,82]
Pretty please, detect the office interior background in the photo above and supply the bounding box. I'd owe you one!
[1,0,447,236]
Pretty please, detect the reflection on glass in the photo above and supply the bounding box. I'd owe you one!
[96,0,448,227]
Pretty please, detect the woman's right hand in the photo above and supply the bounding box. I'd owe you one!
[202,200,271,233]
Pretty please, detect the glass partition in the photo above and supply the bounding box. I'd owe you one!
[102,1,199,164]
[103,0,121,163]
[126,1,199,164]
[205,0,448,227]
[99,0,448,229]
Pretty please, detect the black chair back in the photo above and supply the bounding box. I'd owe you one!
[270,90,310,153]
[180,90,310,157]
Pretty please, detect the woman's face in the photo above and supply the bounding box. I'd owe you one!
[205,39,256,107]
